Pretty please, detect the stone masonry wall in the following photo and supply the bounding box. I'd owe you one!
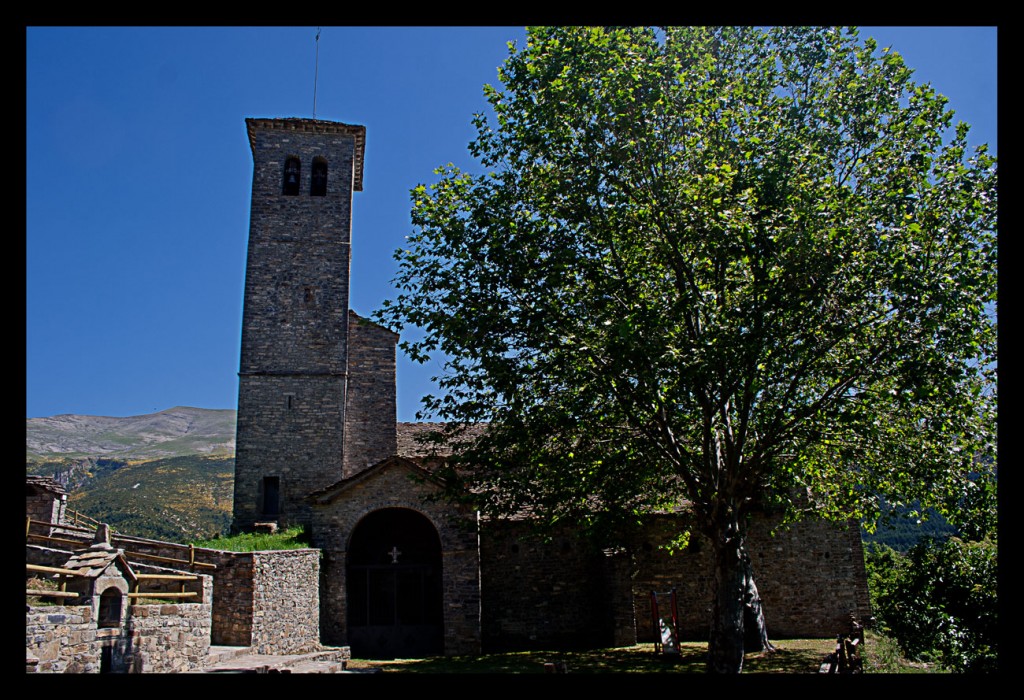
[478,510,870,650]
[206,551,255,647]
[235,375,346,530]
[27,578,212,674]
[26,605,100,673]
[479,521,619,652]
[202,548,322,653]
[27,531,321,655]
[342,312,398,478]
[120,578,213,673]
[26,479,66,530]
[250,549,322,654]
[631,512,872,641]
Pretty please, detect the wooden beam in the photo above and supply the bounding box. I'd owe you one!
[26,533,87,547]
[26,589,80,598]
[123,551,216,569]
[134,574,199,581]
[27,563,84,576]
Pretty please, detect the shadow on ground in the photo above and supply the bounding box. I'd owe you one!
[347,639,836,674]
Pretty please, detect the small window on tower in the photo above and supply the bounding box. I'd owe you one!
[263,476,280,517]
[311,157,328,196]
[283,157,301,196]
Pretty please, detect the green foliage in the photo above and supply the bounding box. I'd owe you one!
[866,538,997,673]
[26,576,62,607]
[192,526,310,552]
[377,26,996,672]
[861,629,940,674]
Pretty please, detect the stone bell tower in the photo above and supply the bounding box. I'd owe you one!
[232,117,366,533]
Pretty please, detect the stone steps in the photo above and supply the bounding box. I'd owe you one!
[202,646,352,674]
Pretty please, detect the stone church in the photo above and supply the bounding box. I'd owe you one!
[231,117,871,659]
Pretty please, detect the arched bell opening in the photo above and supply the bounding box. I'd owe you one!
[282,156,301,195]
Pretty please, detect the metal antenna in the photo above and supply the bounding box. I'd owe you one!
[313,27,321,119]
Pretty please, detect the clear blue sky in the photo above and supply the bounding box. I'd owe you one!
[26,27,997,422]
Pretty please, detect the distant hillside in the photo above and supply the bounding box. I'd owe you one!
[862,505,958,553]
[65,455,235,541]
[27,407,237,541]
[26,406,236,463]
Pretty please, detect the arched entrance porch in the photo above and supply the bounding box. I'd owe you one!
[346,507,443,658]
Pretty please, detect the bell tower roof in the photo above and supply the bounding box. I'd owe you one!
[245,117,366,191]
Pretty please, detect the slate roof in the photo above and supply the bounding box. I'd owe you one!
[62,548,135,581]
[396,422,487,460]
[26,475,67,496]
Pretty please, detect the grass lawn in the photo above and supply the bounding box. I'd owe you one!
[346,633,939,674]
[347,639,832,674]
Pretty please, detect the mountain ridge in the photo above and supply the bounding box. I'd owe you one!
[27,406,236,462]
[26,407,237,540]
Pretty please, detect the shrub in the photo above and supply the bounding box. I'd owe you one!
[867,536,997,673]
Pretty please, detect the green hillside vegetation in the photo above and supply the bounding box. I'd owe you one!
[60,455,234,542]
[862,506,957,552]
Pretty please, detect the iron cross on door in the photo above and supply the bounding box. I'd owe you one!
[388,546,402,564]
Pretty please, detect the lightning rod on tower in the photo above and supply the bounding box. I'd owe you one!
[313,27,321,119]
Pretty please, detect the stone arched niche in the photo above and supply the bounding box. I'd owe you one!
[97,585,124,629]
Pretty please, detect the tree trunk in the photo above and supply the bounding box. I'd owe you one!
[707,511,747,673]
[742,552,775,653]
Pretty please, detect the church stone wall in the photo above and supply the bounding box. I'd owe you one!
[479,521,616,651]
[311,463,481,656]
[630,513,872,641]
[478,512,870,650]
[234,375,346,530]
[343,313,399,477]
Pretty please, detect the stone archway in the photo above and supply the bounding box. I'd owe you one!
[346,508,443,658]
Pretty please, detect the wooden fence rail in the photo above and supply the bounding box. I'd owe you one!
[28,518,213,605]
[28,563,203,603]
[27,563,84,577]
[26,590,80,599]
[26,518,216,571]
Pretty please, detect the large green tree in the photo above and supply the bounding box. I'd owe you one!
[377,27,996,673]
